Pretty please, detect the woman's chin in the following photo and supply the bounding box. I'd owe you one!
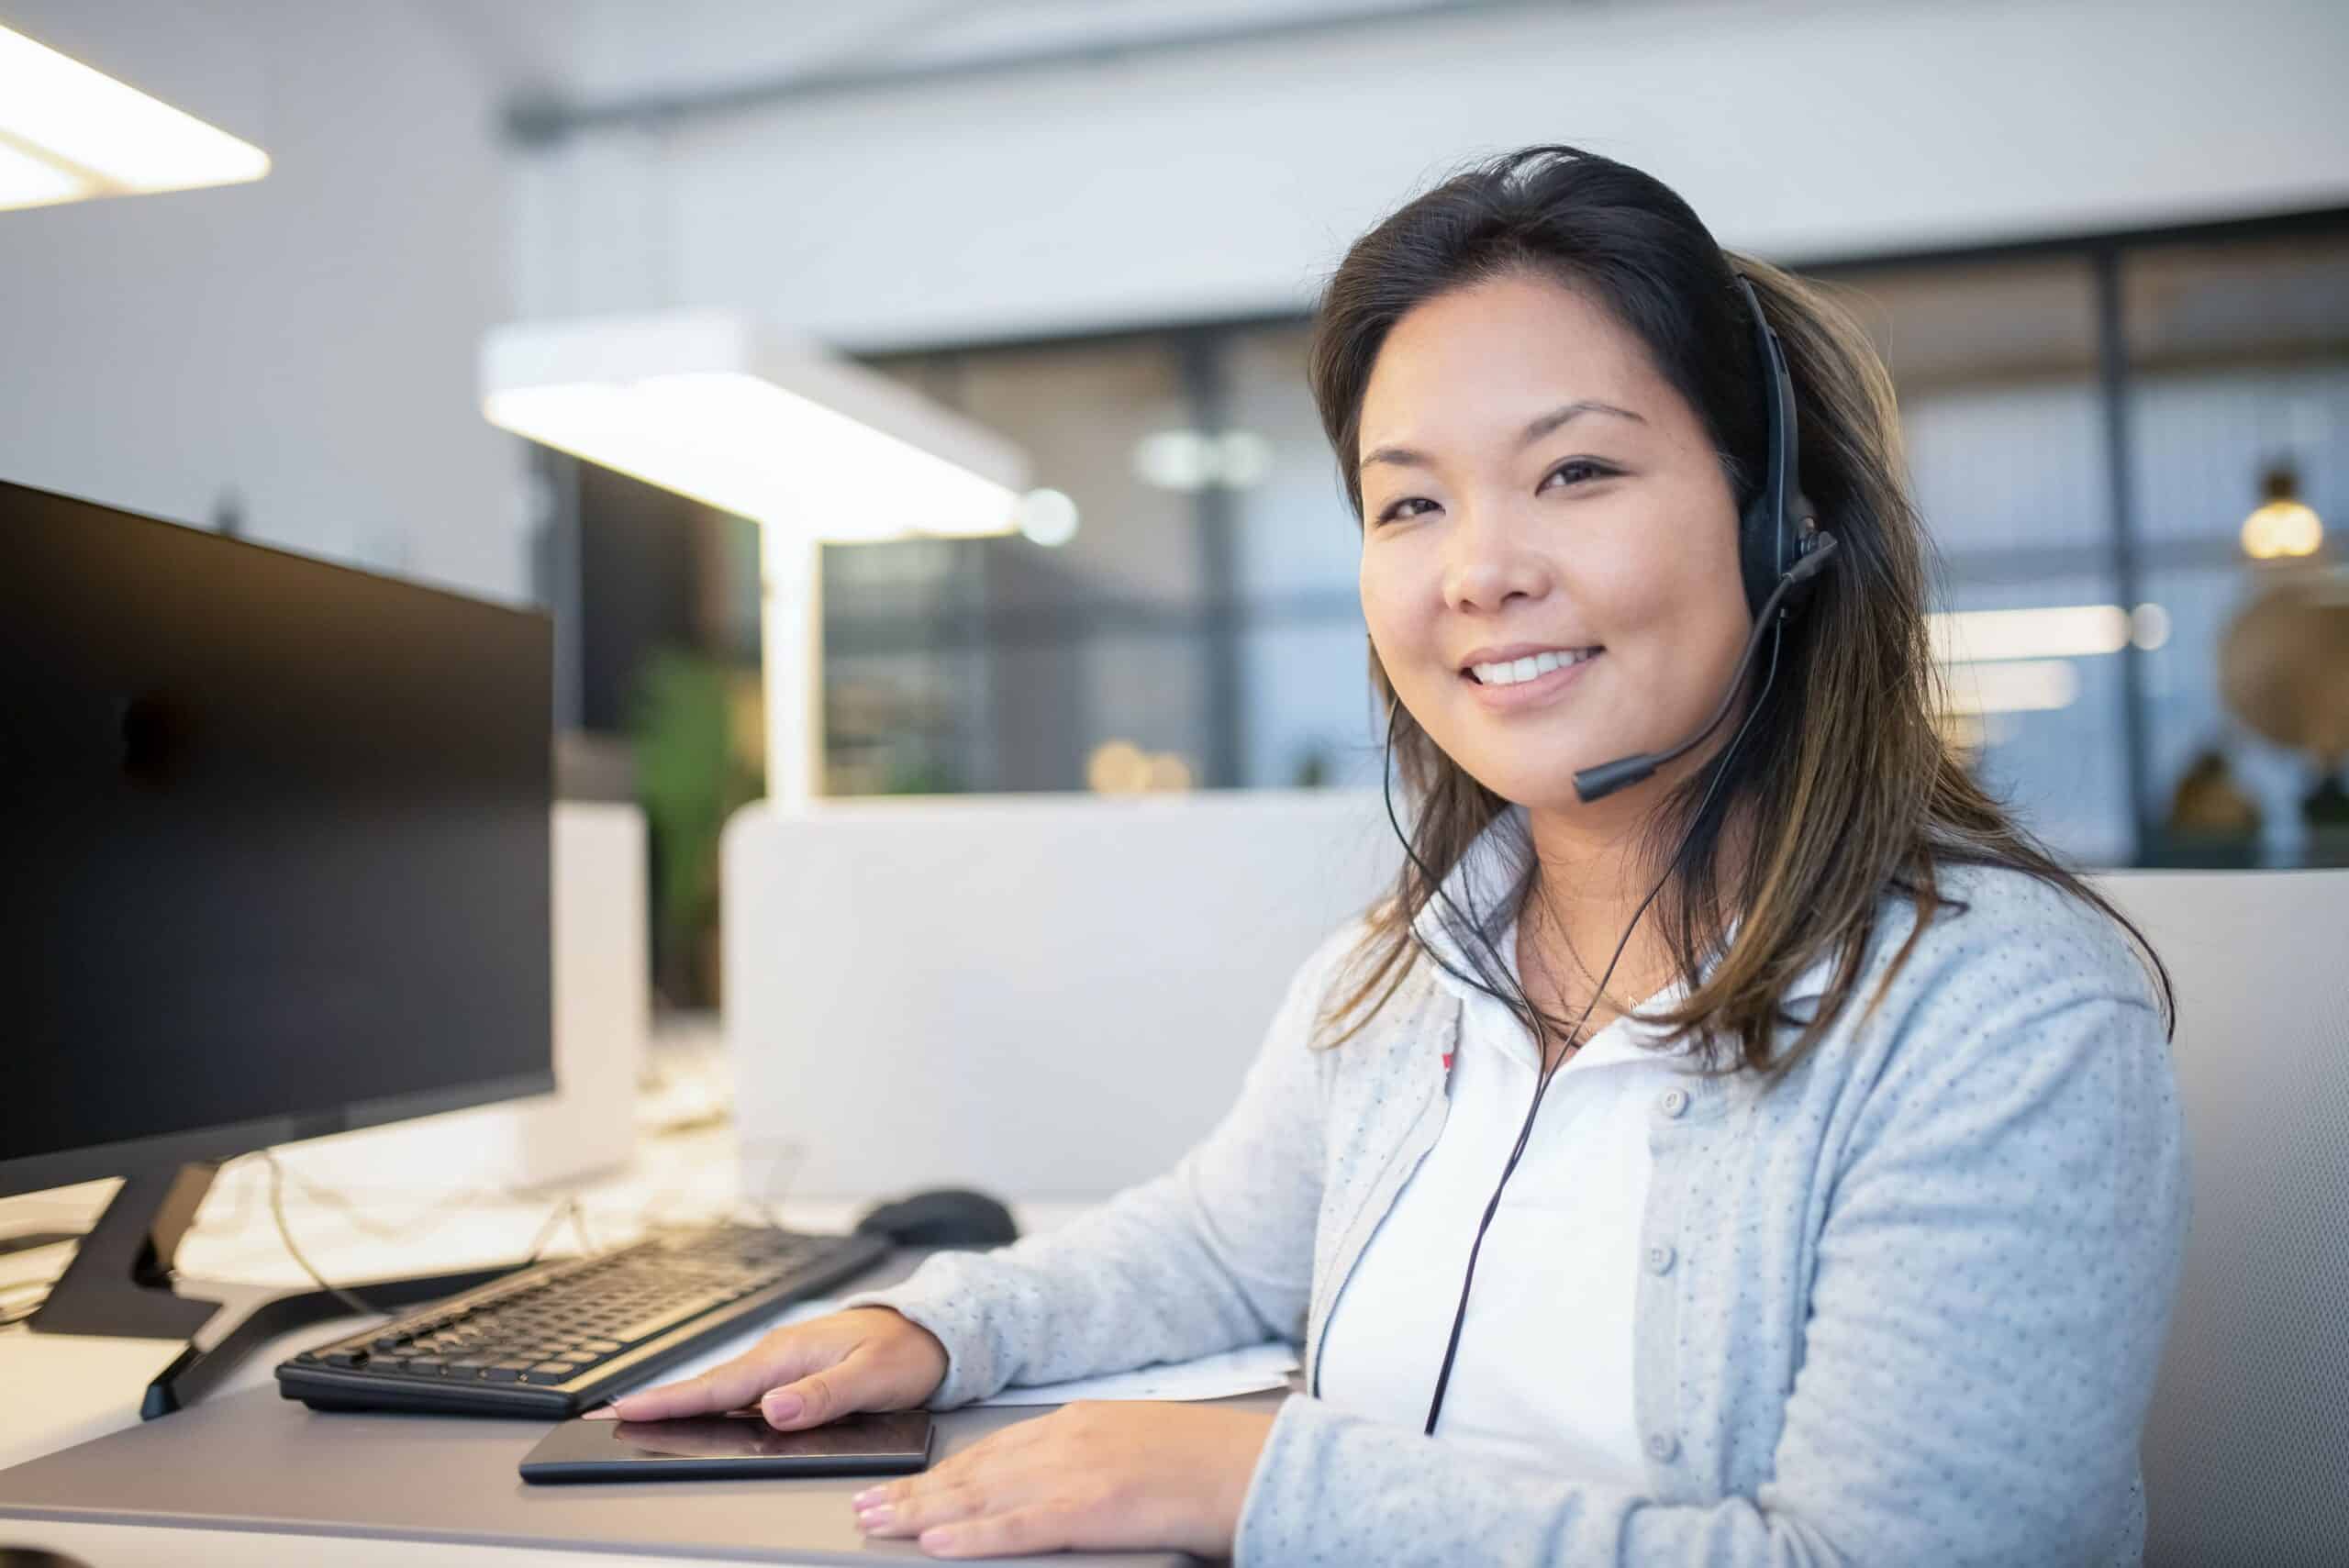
[1451,751,1620,815]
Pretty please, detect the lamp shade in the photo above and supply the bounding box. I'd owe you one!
[480,310,1029,541]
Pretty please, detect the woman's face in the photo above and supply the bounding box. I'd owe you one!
[1355,270,1751,816]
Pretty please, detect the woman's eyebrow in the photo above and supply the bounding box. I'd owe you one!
[1358,398,1645,473]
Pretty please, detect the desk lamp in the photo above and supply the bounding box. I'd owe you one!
[481,311,1032,804]
[0,21,270,211]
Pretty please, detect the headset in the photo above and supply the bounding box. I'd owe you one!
[1571,274,1837,804]
[1370,272,1842,1435]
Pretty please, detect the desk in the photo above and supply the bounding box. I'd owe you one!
[0,1108,1200,1566]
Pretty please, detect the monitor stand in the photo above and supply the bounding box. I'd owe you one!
[30,1162,520,1420]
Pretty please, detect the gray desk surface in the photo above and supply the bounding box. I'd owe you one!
[0,1386,1283,1566]
[0,1251,1274,1566]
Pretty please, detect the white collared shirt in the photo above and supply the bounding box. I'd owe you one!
[1314,807,1690,1481]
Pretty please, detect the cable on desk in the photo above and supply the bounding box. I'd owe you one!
[521,1194,596,1263]
[262,1150,391,1319]
[205,1155,508,1248]
[739,1136,807,1232]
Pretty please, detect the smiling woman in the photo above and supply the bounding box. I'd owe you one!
[606,147,2189,1566]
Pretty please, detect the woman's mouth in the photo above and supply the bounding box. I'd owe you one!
[1458,646,1603,709]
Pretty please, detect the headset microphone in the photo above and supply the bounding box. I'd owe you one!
[1571,535,1837,802]
[1570,272,1838,806]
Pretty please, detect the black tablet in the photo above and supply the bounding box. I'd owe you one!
[519,1409,934,1484]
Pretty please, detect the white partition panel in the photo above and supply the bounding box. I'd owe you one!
[723,791,1395,1203]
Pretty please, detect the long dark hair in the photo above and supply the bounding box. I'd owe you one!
[1308,145,2171,1073]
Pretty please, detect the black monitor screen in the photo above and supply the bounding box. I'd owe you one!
[0,480,553,1193]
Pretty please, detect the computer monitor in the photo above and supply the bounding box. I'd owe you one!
[0,477,554,1411]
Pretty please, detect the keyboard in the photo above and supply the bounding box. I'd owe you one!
[275,1224,891,1417]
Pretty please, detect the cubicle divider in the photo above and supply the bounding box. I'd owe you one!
[722,790,1394,1204]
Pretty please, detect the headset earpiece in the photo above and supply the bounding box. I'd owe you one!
[1731,273,1824,621]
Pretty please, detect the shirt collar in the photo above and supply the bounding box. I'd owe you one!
[1409,804,1534,984]
[1407,803,1838,1051]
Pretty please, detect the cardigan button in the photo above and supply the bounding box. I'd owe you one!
[1645,1430,1680,1462]
[1645,1243,1676,1275]
[1656,1087,1690,1119]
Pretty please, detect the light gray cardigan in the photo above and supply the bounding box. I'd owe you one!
[851,862,2188,1565]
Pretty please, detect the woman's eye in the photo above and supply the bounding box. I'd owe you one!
[1375,496,1438,526]
[1541,458,1614,491]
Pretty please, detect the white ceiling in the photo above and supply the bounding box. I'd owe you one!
[418,0,1796,127]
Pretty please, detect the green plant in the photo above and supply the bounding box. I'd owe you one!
[628,648,763,1008]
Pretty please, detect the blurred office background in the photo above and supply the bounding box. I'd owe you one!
[3,0,2344,1007]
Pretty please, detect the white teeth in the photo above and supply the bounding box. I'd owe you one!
[1469,649,1595,685]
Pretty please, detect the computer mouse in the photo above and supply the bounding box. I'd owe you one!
[854,1188,1019,1249]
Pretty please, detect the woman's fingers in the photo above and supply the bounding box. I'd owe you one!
[917,1505,1075,1559]
[854,1423,1052,1538]
[757,1354,874,1429]
[593,1308,947,1428]
[602,1348,794,1421]
[856,1477,996,1538]
[603,1317,845,1420]
[601,1309,946,1426]
[852,1400,1275,1559]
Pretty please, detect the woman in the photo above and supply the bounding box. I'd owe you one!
[604,146,2188,1563]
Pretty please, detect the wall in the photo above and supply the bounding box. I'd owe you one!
[0,0,530,601]
[512,0,2349,352]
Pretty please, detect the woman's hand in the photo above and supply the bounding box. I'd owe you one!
[593,1306,948,1429]
[850,1400,1277,1559]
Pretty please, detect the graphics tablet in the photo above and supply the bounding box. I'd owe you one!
[519,1409,934,1484]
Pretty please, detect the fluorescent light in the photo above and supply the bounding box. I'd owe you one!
[1929,604,2128,663]
[0,23,270,210]
[483,310,1036,808]
[1132,428,1274,492]
[481,312,1029,541]
[1929,602,2173,664]
[1940,659,2080,716]
[1134,430,1216,492]
[0,138,88,211]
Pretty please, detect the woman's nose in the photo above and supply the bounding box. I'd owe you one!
[1442,506,1554,613]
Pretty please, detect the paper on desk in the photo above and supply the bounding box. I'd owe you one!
[619,1302,1297,1408]
[972,1340,1298,1407]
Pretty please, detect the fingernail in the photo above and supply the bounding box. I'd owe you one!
[763,1390,803,1422]
[857,1503,896,1529]
[582,1406,618,1420]
[851,1485,885,1507]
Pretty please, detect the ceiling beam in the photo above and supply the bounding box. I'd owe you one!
[503,0,1561,147]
